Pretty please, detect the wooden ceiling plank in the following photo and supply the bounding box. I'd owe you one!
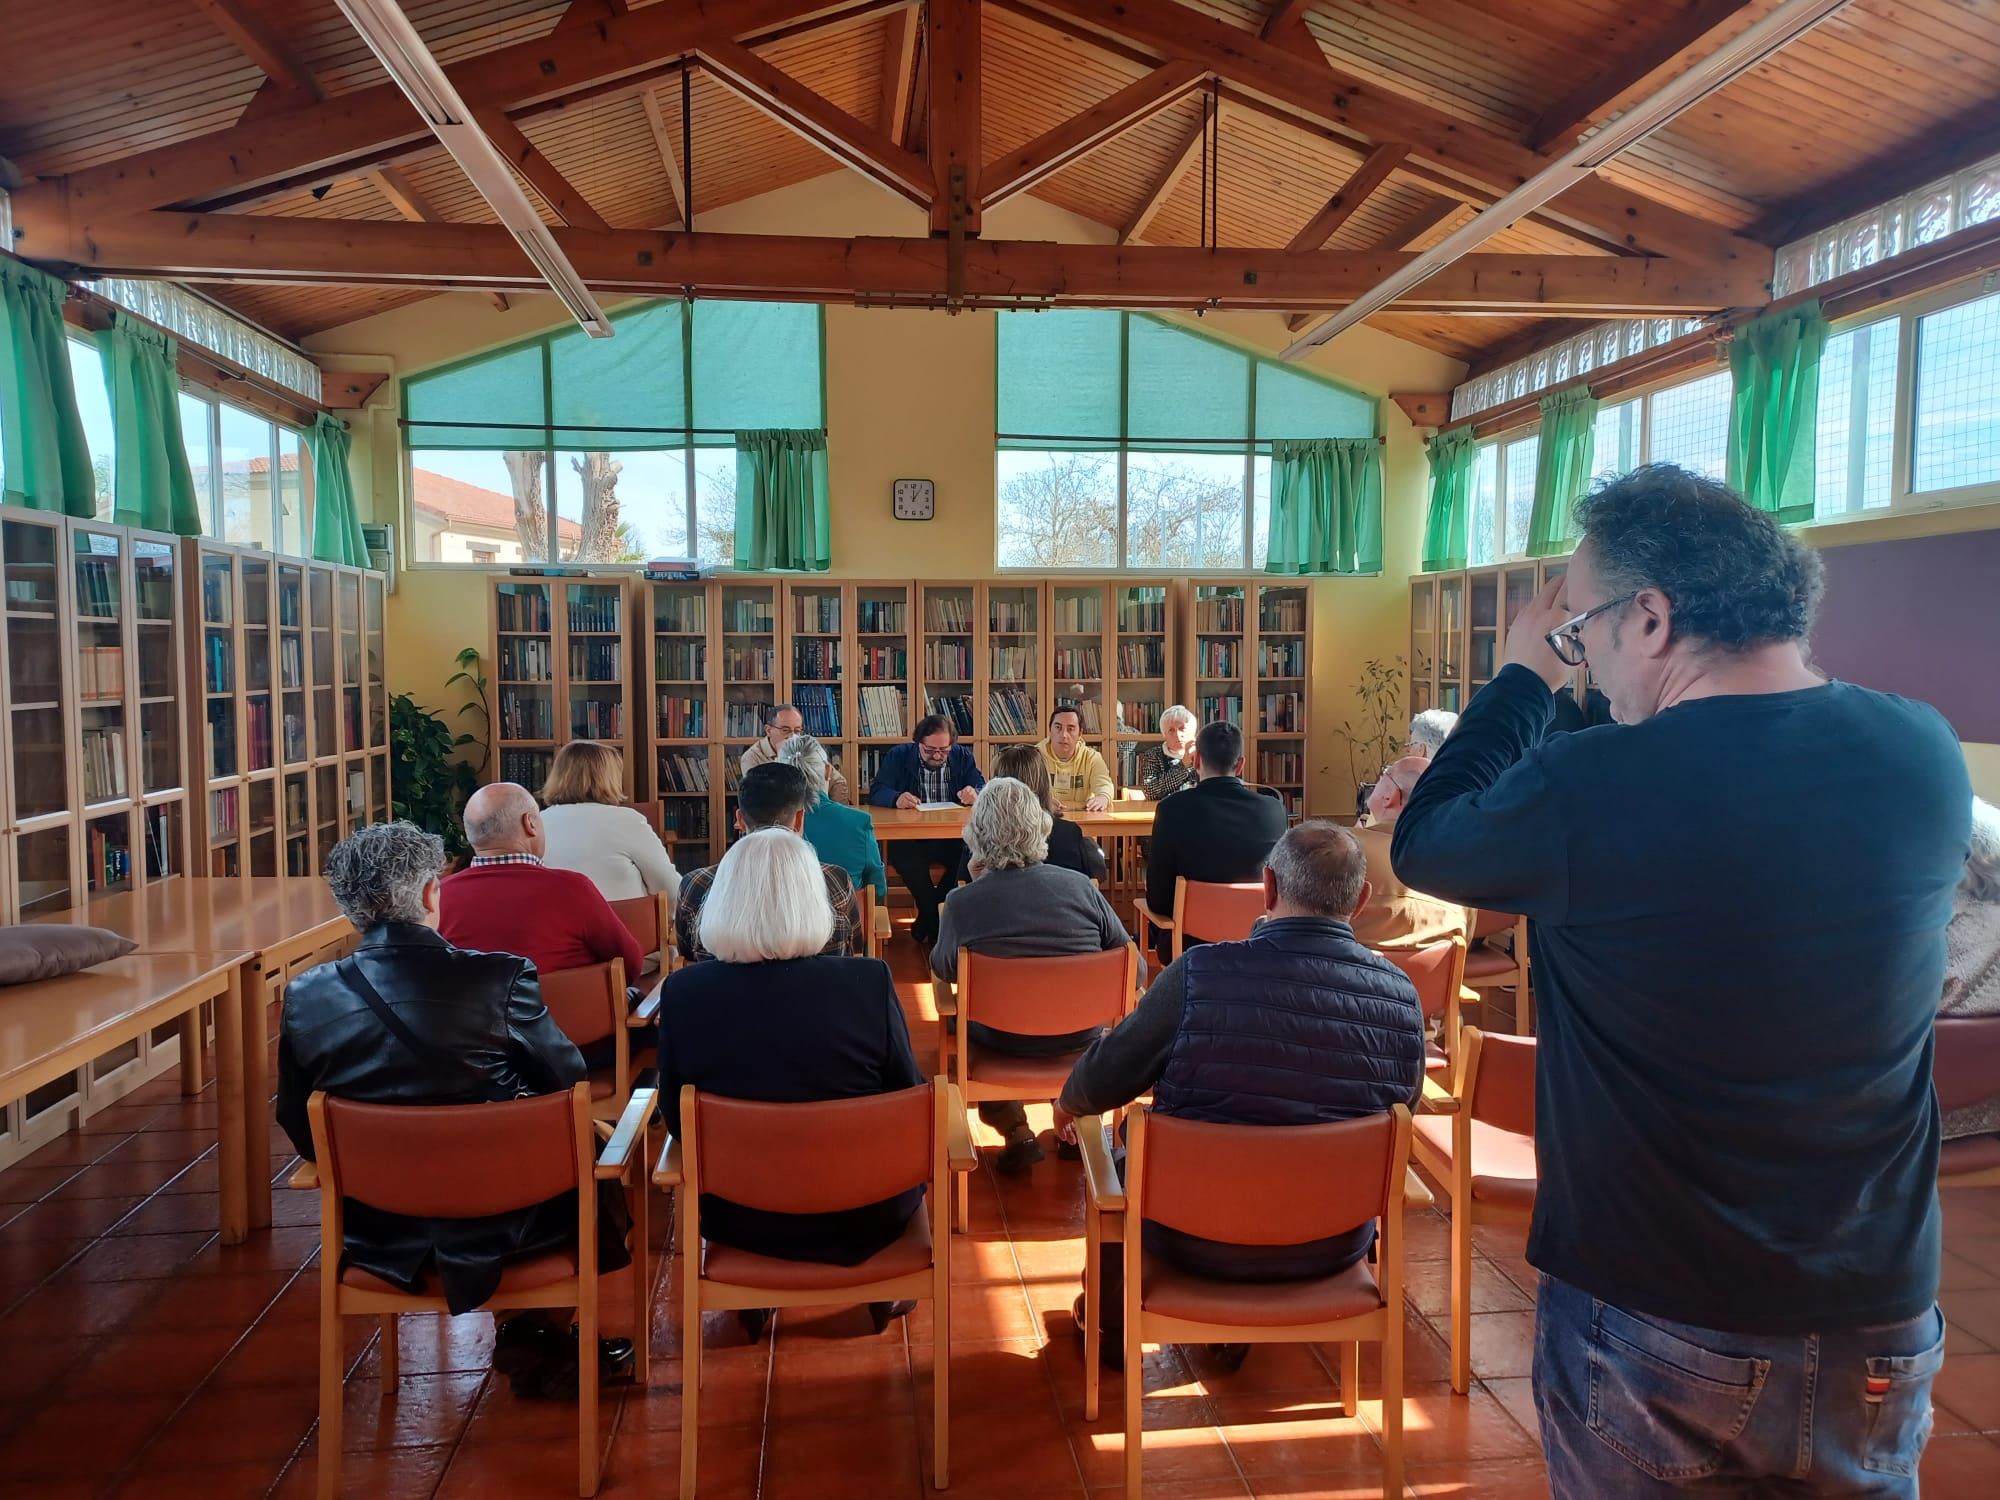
[554,0,629,32]
[16,209,1773,312]
[1527,0,1760,152]
[1011,0,1767,267]
[927,0,981,234]
[370,165,512,310]
[980,60,1207,209]
[188,0,319,99]
[1286,191,1461,331]
[471,106,612,230]
[638,85,689,227]
[696,37,932,205]
[1284,141,1410,252]
[1119,109,1208,244]
[881,6,920,147]
[1259,0,1324,66]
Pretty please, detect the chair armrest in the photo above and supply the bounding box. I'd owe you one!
[595,1087,658,1181]
[1403,1167,1435,1210]
[630,982,663,1025]
[933,982,957,1019]
[945,1083,976,1172]
[1076,1115,1124,1211]
[1419,1075,1460,1114]
[651,1133,683,1190]
[1131,900,1172,935]
[1459,985,1482,1003]
[287,1161,319,1190]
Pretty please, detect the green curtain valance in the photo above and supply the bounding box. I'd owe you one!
[1421,426,1477,572]
[734,428,830,573]
[310,413,368,567]
[1527,387,1598,559]
[1727,301,1827,526]
[1264,437,1382,576]
[98,310,202,535]
[0,259,95,516]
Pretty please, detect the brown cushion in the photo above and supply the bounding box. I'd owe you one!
[702,1209,933,1291]
[1425,1041,1449,1075]
[1141,1252,1381,1327]
[1462,947,1520,982]
[965,1042,1087,1093]
[1941,1134,2000,1177]
[0,925,137,985]
[1411,1115,1539,1210]
[341,1248,579,1297]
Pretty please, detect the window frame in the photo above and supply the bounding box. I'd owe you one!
[994,311,1378,574]
[175,382,315,556]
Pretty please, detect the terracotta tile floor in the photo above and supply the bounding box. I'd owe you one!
[3,939,1999,1498]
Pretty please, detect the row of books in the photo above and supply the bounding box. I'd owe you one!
[279,635,303,689]
[924,596,973,632]
[567,590,621,633]
[1052,648,1100,679]
[858,685,907,738]
[201,565,233,625]
[79,644,126,699]
[75,556,119,619]
[662,799,711,839]
[245,698,274,770]
[857,598,906,632]
[720,645,774,681]
[495,588,551,632]
[659,749,713,792]
[1199,693,1244,723]
[207,700,236,778]
[144,804,175,879]
[1260,640,1305,676]
[1118,641,1166,676]
[499,637,554,682]
[988,599,1036,632]
[1261,597,1307,631]
[1195,641,1239,677]
[1118,594,1167,631]
[284,778,309,833]
[859,645,907,680]
[656,639,705,679]
[1258,750,1305,785]
[654,593,705,632]
[88,823,132,894]
[791,592,841,632]
[793,640,842,680]
[722,598,773,632]
[1120,699,1165,734]
[929,694,974,736]
[657,695,707,738]
[278,581,302,628]
[1260,693,1304,732]
[570,639,622,681]
[571,700,625,738]
[1062,699,1105,733]
[210,786,239,839]
[498,687,556,739]
[990,646,1035,681]
[1051,594,1104,632]
[793,686,841,737]
[283,709,307,763]
[205,631,234,693]
[1195,595,1245,631]
[987,688,1036,736]
[925,643,972,680]
[499,749,551,794]
[723,703,768,737]
[82,726,128,802]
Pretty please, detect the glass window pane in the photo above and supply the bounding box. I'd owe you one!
[1468,444,1499,565]
[1126,316,1248,448]
[408,449,550,563]
[995,450,1116,568]
[1252,455,1271,570]
[554,449,689,562]
[278,429,309,556]
[691,302,822,437]
[66,338,115,521]
[218,405,278,548]
[1254,359,1376,443]
[1912,290,2000,493]
[996,310,1122,448]
[180,392,215,535]
[1592,399,1640,481]
[1646,370,1731,479]
[1125,450,1247,568]
[1504,435,1540,557]
[1815,319,1898,518]
[550,300,688,448]
[693,449,737,568]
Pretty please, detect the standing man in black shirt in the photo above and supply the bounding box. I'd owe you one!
[1393,465,1969,1498]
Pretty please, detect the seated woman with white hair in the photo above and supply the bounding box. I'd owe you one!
[930,777,1132,1174]
[1941,796,2000,1140]
[654,827,924,1341]
[777,731,888,919]
[1135,704,1199,801]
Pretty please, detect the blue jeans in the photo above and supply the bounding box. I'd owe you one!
[1534,1274,1944,1498]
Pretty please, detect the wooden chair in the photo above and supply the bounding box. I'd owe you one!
[1410,1028,1538,1393]
[654,1079,976,1496]
[1085,1103,1414,1498]
[1132,878,1264,961]
[938,943,1140,1230]
[298,1082,655,1498]
[1379,934,1470,1082]
[608,891,674,979]
[858,884,892,959]
[541,958,658,1123]
[1463,910,1531,1034]
[1936,1016,2000,1188]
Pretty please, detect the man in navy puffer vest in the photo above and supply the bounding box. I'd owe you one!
[1054,820,1425,1363]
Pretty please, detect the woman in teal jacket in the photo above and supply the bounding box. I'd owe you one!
[778,733,888,909]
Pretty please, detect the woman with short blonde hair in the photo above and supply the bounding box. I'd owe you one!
[537,741,680,904]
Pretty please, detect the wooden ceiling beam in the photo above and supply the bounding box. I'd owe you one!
[928,0,982,234]
[191,0,319,99]
[1285,143,1409,252]
[470,108,612,230]
[1526,0,1756,153]
[696,37,933,205]
[9,0,893,222]
[554,0,629,31]
[369,167,512,311]
[1011,0,1766,267]
[1258,0,1323,65]
[881,6,921,148]
[980,61,1207,210]
[638,86,689,228]
[1284,192,1460,332]
[1119,111,1208,245]
[14,210,1773,313]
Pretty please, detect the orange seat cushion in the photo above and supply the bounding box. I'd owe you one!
[588,1072,616,1102]
[1141,1252,1381,1327]
[1425,1041,1449,1075]
[702,1209,933,1292]
[965,1042,1087,1095]
[1411,1115,1538,1211]
[1462,948,1520,982]
[1941,1134,2000,1177]
[341,1247,579,1298]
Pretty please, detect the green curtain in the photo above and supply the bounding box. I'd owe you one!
[309,413,368,566]
[1527,387,1599,558]
[734,428,830,572]
[1421,426,1477,572]
[0,259,94,516]
[1727,301,1827,525]
[1264,437,1382,576]
[96,311,202,535]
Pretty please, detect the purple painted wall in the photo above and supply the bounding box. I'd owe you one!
[1809,527,2000,742]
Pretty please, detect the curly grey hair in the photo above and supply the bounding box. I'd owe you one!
[324,820,445,927]
[1407,708,1457,755]
[775,731,830,808]
[1967,797,2000,906]
[965,777,1052,871]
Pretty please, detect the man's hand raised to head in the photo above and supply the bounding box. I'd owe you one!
[1502,576,1580,693]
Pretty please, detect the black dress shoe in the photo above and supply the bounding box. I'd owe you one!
[995,1125,1046,1175]
[1069,1295,1123,1369]
[868,1299,917,1333]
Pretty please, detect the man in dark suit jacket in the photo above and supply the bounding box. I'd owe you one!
[1143,720,1290,962]
[866,713,986,944]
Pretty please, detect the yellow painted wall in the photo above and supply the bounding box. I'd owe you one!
[306,171,1464,816]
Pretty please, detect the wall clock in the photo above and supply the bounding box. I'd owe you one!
[892,478,935,520]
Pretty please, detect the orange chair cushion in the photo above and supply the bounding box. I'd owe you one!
[1462,948,1520,982]
[965,1042,1088,1095]
[702,1209,933,1292]
[588,1072,616,1102]
[1941,1134,2000,1177]
[1411,1115,1538,1211]
[1141,1252,1381,1327]
[341,1248,579,1298]
[1425,1041,1449,1075]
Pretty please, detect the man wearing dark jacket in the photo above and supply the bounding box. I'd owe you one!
[1142,720,1290,961]
[1054,820,1425,1361]
[279,821,632,1399]
[867,713,986,944]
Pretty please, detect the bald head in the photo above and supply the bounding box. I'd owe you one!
[1366,755,1433,827]
[463,782,545,857]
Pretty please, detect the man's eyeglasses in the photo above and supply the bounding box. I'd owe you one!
[918,741,953,763]
[1544,594,1635,667]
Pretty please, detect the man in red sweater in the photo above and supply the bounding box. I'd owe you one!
[440,782,643,982]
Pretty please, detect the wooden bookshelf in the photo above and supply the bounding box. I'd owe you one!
[1410,559,1581,722]
[1111,582,1172,792]
[1047,581,1112,764]
[785,582,847,796]
[647,578,714,872]
[1251,581,1311,820]
[487,575,631,799]
[852,580,912,795]
[981,581,1042,756]
[918,581,977,752]
[1188,580,1248,743]
[1408,576,1438,717]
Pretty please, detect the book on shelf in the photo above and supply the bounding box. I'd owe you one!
[1117,592,1166,631]
[1116,639,1165,676]
[568,638,622,681]
[658,749,712,792]
[721,644,775,681]
[1257,749,1305,784]
[1258,693,1303,732]
[1259,595,1306,631]
[1196,640,1239,677]
[661,799,710,838]
[570,698,625,738]
[81,726,128,801]
[790,591,841,632]
[923,595,972,632]
[857,597,906,632]
[987,687,1035,736]
[498,686,555,740]
[924,641,972,680]
[859,644,907,680]
[145,805,174,879]
[284,778,309,830]
[88,824,132,892]
[498,637,552,681]
[279,635,303,688]
[1051,593,1103,633]
[990,645,1034,680]
[201,566,232,624]
[654,592,706,632]
[206,632,233,692]
[857,685,906,739]
[930,695,974,737]
[246,697,273,767]
[565,590,621,633]
[792,638,841,680]
[723,701,768,737]
[1195,593,1245,631]
[793,684,840,737]
[499,748,550,793]
[1259,639,1305,676]
[656,638,705,679]
[1119,699,1164,734]
[656,694,706,738]
[75,556,118,617]
[722,597,774,632]
[1052,647,1100,678]
[725,758,743,793]
[1199,693,1244,724]
[79,643,126,698]
[858,745,890,789]
[988,598,1036,632]
[209,786,240,838]
[495,587,552,632]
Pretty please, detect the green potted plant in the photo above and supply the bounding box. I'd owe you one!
[389,693,480,860]
[1337,656,1407,820]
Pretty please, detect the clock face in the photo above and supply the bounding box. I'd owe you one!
[892,478,935,520]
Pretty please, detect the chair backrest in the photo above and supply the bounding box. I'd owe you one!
[1136,1106,1405,1246]
[1471,908,1514,942]
[1468,1030,1537,1137]
[540,958,624,1048]
[608,894,662,959]
[1175,879,1266,945]
[687,1083,935,1214]
[1935,1017,2000,1114]
[960,944,1135,1037]
[315,1086,583,1219]
[1380,936,1465,1024]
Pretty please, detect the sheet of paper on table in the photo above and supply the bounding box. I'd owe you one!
[917,802,960,811]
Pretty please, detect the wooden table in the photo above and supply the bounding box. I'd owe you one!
[32,878,355,1231]
[867,804,1156,840]
[0,952,251,1239]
